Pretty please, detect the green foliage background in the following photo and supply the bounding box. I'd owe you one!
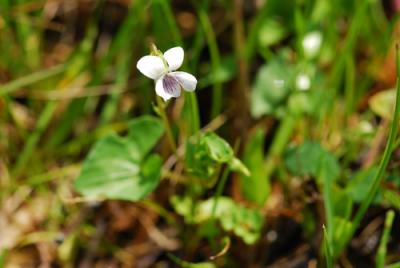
[1,0,400,267]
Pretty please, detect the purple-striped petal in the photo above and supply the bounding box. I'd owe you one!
[155,75,181,101]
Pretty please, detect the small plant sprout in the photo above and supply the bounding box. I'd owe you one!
[136,45,197,101]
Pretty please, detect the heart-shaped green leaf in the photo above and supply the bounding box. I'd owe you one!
[284,141,340,183]
[74,116,164,201]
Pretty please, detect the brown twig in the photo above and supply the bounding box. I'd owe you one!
[232,0,251,141]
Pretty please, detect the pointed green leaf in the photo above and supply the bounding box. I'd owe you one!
[203,132,234,163]
[185,132,249,180]
[240,129,269,205]
[229,157,250,177]
[128,115,164,159]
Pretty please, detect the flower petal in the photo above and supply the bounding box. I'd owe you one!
[171,71,197,92]
[136,56,165,80]
[155,75,181,101]
[164,47,184,71]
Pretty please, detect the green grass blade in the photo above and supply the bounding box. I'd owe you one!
[0,64,66,96]
[342,45,400,255]
[376,210,395,268]
[45,26,98,148]
[153,0,182,45]
[188,91,200,134]
[13,25,98,176]
[323,225,333,268]
[196,3,222,119]
[322,167,334,249]
[14,0,41,69]
[264,114,296,181]
[329,0,369,100]
[12,101,57,177]
[100,56,131,124]
[244,3,269,59]
[99,51,133,123]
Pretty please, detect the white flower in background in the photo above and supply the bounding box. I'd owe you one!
[136,46,197,101]
[302,31,322,59]
[296,73,311,91]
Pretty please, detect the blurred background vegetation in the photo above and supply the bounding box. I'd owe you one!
[1,0,400,267]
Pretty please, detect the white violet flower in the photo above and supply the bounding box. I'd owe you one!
[136,46,197,101]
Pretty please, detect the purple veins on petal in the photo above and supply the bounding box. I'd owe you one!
[162,74,180,95]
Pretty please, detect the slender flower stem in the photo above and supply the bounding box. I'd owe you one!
[156,96,177,153]
[210,165,230,219]
[211,140,240,219]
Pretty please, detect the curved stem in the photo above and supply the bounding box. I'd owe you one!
[338,46,400,256]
